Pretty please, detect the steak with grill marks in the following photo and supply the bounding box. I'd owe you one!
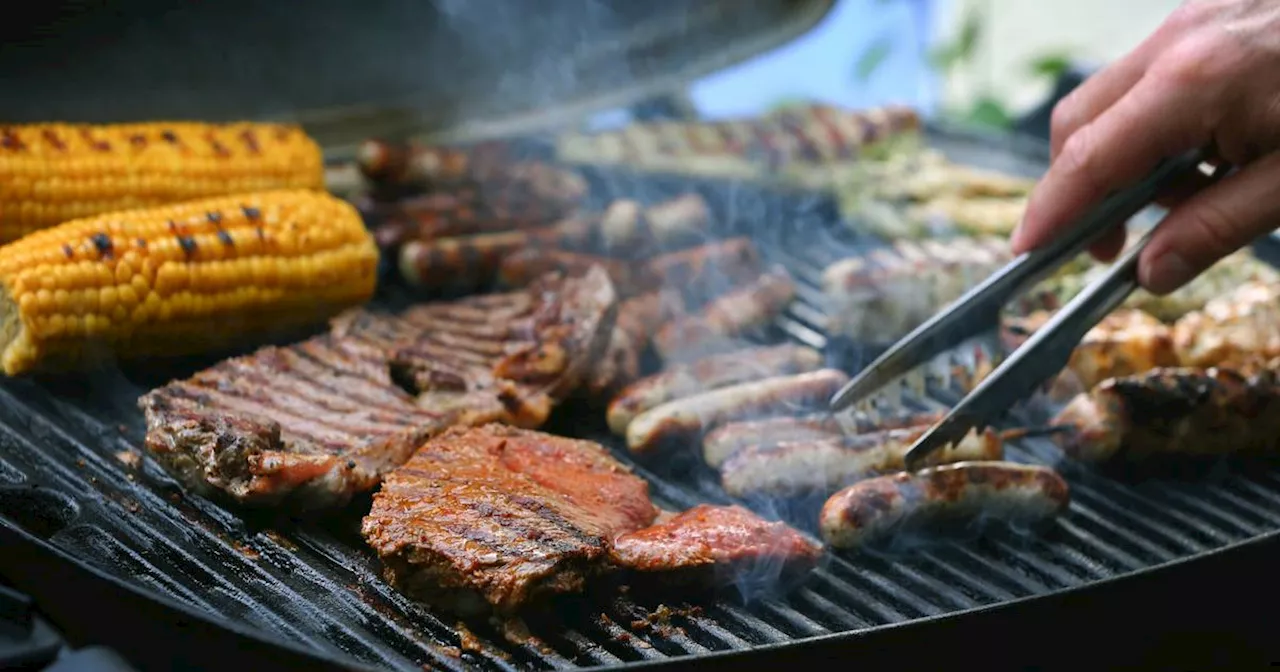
[139,268,618,510]
[363,425,822,616]
[362,424,660,616]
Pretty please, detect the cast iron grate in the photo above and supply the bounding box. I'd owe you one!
[3,142,1280,671]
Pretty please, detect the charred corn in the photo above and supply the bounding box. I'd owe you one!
[0,189,378,375]
[0,122,324,242]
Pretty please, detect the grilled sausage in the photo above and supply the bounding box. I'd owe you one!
[1052,363,1280,464]
[498,248,652,296]
[1002,309,1180,401]
[625,369,849,456]
[645,238,764,307]
[654,268,797,362]
[398,217,597,290]
[1173,281,1280,368]
[357,140,473,186]
[819,461,1070,549]
[595,194,711,253]
[605,344,824,435]
[702,410,945,468]
[720,426,1004,498]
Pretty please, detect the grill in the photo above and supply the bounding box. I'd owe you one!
[3,127,1280,672]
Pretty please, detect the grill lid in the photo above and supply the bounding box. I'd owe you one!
[0,0,834,151]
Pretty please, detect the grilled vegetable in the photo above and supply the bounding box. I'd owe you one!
[819,461,1070,549]
[0,122,325,242]
[1053,362,1280,464]
[0,189,378,375]
[1173,280,1280,367]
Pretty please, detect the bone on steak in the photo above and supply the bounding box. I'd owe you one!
[138,267,619,510]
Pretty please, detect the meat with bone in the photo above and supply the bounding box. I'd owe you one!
[361,424,660,616]
[1051,362,1280,464]
[610,504,822,587]
[369,188,578,252]
[585,289,688,398]
[720,426,1004,499]
[702,410,945,468]
[654,267,797,362]
[362,425,820,615]
[819,462,1070,550]
[606,344,824,436]
[1172,281,1280,368]
[625,369,850,457]
[1001,308,1180,401]
[139,268,618,510]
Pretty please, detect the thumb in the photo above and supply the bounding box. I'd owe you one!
[1139,152,1280,294]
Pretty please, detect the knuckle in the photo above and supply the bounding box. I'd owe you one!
[1049,99,1080,143]
[1153,33,1239,87]
[1056,124,1103,189]
[1184,199,1240,257]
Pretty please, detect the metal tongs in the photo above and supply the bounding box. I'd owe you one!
[829,147,1223,471]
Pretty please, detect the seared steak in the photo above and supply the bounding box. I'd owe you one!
[139,268,618,510]
[611,505,823,587]
[363,425,821,615]
[362,425,660,616]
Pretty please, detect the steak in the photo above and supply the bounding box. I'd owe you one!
[363,425,822,615]
[139,268,618,510]
[361,424,660,616]
[611,504,823,587]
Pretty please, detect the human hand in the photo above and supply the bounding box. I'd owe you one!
[1011,0,1280,294]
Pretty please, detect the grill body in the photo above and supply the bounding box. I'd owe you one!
[2,127,1280,671]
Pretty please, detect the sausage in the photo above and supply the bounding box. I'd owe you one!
[702,410,945,468]
[605,344,824,436]
[1172,281,1280,368]
[592,194,712,254]
[1052,363,1280,464]
[1002,309,1180,402]
[654,268,797,362]
[625,369,849,456]
[357,140,473,186]
[819,461,1070,549]
[498,248,652,296]
[645,238,764,307]
[720,426,1004,499]
[397,217,597,290]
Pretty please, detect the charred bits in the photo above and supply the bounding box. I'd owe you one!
[177,235,199,257]
[90,233,114,258]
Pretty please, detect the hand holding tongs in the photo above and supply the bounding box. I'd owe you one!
[829,147,1225,471]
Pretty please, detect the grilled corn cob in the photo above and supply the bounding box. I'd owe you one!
[0,122,325,242]
[0,189,377,375]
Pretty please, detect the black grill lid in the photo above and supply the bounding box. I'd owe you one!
[0,0,834,151]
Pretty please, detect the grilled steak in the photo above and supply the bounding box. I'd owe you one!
[139,268,618,510]
[610,505,823,586]
[362,425,660,616]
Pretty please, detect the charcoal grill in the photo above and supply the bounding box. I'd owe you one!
[4,2,1280,670]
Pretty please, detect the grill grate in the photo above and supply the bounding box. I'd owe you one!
[3,149,1280,671]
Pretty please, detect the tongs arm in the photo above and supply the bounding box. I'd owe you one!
[829,147,1212,414]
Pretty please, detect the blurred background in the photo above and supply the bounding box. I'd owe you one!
[603,0,1183,129]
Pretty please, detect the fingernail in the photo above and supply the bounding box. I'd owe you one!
[1142,249,1192,294]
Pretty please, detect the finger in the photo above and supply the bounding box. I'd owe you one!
[1047,12,1185,160]
[1087,227,1127,262]
[1050,53,1151,161]
[1140,151,1280,294]
[1012,72,1211,256]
